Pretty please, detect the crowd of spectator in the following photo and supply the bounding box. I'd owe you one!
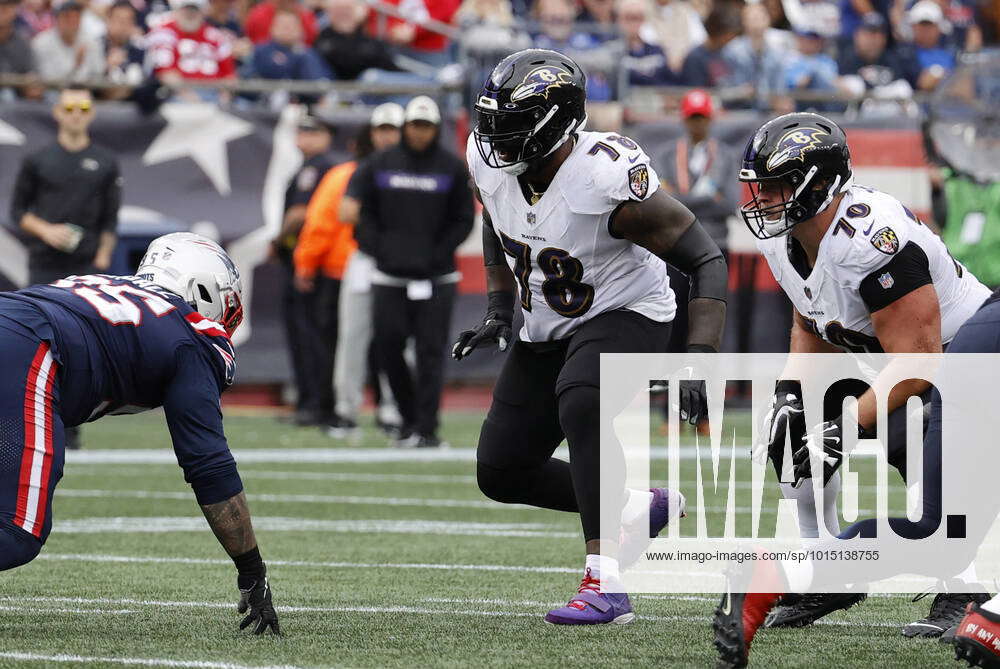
[1,0,999,106]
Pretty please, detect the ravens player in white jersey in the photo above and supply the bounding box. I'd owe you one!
[712,113,992,667]
[452,48,727,625]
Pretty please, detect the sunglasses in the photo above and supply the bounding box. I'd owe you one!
[63,102,92,113]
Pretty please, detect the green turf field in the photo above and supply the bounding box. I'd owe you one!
[0,409,964,669]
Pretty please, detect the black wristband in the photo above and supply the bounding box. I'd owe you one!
[775,379,802,396]
[486,290,514,324]
[686,344,717,353]
[234,546,266,583]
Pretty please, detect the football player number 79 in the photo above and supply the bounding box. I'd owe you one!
[499,233,595,318]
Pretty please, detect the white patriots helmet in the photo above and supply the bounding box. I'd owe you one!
[137,232,244,335]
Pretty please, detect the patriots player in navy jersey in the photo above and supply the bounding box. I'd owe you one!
[0,232,280,635]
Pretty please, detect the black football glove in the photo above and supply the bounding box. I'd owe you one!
[675,345,717,425]
[452,291,513,361]
[678,379,708,425]
[238,576,280,635]
[756,385,806,464]
[792,418,849,488]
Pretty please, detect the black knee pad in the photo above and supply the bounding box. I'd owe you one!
[556,384,599,436]
[0,521,42,571]
[477,461,527,504]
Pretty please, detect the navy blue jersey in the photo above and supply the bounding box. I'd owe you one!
[0,274,242,505]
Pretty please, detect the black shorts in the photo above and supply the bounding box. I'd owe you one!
[477,309,672,469]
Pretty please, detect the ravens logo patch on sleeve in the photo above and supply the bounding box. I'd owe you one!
[628,164,649,200]
[870,226,900,254]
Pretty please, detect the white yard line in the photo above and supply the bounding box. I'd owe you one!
[243,471,477,484]
[0,652,304,669]
[56,489,883,516]
[0,595,904,628]
[57,489,525,510]
[0,605,137,615]
[52,516,578,538]
[37,552,582,573]
[65,447,710,465]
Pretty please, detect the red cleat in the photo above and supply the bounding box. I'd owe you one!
[713,560,785,668]
[954,601,1000,669]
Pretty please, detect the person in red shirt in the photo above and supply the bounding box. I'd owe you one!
[147,0,236,99]
[244,0,317,45]
[367,0,459,63]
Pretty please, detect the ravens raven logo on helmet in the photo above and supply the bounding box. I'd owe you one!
[510,66,574,102]
[765,127,829,171]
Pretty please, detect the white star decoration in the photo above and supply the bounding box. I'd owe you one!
[0,118,25,146]
[142,103,253,196]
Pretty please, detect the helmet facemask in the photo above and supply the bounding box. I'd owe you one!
[474,103,584,175]
[740,166,845,239]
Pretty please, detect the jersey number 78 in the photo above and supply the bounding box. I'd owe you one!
[498,232,595,318]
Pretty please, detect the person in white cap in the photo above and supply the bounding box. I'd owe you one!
[342,96,474,448]
[295,103,405,438]
[906,0,956,91]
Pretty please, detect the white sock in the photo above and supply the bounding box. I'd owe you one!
[621,489,654,526]
[954,562,980,586]
[780,470,842,538]
[780,559,814,593]
[586,554,622,590]
[981,594,1000,616]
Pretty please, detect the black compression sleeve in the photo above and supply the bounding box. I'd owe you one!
[667,220,727,302]
[234,546,266,589]
[859,241,933,313]
[482,211,506,267]
[487,290,514,322]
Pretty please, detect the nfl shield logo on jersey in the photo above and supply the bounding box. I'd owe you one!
[878,272,895,289]
[870,227,900,254]
[628,164,649,200]
[527,212,536,225]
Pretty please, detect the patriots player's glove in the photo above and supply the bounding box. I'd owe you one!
[452,291,513,360]
[238,576,280,635]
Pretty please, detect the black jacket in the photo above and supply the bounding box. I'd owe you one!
[11,142,121,269]
[347,140,474,280]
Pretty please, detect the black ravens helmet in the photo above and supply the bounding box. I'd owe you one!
[740,112,853,239]
[473,49,587,175]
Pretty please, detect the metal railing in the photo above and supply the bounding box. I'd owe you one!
[0,74,463,96]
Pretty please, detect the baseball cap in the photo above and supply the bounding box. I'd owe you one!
[168,0,207,10]
[297,114,332,132]
[857,11,887,32]
[908,0,943,25]
[681,89,714,119]
[54,0,83,13]
[794,25,823,39]
[404,96,441,125]
[370,102,405,128]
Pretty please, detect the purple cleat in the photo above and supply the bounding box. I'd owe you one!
[620,487,687,568]
[544,569,635,625]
